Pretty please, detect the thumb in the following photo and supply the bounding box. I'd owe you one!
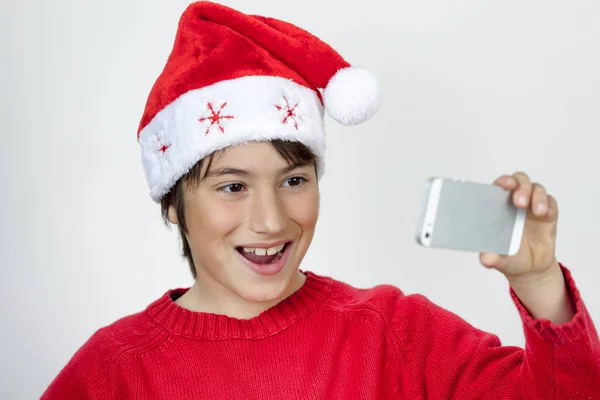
[480,252,504,269]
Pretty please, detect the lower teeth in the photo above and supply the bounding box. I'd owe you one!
[269,251,283,263]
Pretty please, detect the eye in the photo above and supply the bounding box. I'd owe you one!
[282,177,306,187]
[220,183,246,193]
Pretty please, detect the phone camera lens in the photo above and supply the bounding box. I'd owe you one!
[425,232,430,239]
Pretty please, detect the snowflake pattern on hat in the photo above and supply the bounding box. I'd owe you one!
[198,102,234,135]
[275,96,302,131]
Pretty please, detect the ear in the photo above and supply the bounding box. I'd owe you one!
[167,205,179,225]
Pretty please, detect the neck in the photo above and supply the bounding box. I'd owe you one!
[176,270,306,319]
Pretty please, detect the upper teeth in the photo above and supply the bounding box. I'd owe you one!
[243,244,285,256]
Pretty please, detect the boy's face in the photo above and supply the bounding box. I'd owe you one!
[169,141,319,313]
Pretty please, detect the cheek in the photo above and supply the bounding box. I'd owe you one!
[287,190,320,230]
[186,199,243,245]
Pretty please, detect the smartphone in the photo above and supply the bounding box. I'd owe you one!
[416,177,527,256]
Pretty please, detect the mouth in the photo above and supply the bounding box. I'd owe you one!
[235,241,293,276]
[236,242,291,265]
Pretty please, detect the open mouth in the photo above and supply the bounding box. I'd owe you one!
[236,242,291,265]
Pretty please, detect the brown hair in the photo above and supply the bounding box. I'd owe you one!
[160,139,318,278]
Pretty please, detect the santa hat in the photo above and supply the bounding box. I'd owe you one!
[138,1,381,202]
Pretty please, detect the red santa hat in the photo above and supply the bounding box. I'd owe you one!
[138,1,381,202]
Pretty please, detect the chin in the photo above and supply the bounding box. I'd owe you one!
[234,279,290,303]
[236,263,301,304]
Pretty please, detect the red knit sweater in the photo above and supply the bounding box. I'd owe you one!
[42,264,600,399]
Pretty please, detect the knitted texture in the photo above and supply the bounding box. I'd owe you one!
[41,264,600,399]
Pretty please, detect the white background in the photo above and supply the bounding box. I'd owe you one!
[2,0,599,398]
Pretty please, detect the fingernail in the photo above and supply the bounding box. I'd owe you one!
[518,195,527,206]
[537,203,547,214]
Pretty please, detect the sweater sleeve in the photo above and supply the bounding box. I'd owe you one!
[40,328,110,400]
[395,263,600,399]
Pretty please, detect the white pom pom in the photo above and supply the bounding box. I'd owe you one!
[323,66,381,126]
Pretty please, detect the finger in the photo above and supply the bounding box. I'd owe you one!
[546,194,559,221]
[531,183,549,217]
[512,172,532,208]
[493,175,519,191]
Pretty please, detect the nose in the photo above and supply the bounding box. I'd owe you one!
[248,188,287,236]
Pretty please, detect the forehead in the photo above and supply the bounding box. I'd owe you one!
[203,141,306,179]
[212,141,287,166]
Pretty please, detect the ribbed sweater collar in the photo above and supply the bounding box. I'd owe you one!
[146,271,332,340]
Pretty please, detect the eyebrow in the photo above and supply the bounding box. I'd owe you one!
[204,162,310,179]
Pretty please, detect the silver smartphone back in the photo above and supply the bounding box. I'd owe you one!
[416,177,526,256]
